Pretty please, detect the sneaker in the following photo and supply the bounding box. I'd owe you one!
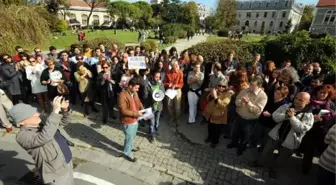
[131,147,140,152]
[124,155,137,163]
[149,136,155,143]
[226,143,238,149]
[6,127,13,133]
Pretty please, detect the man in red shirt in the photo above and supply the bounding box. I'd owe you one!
[164,59,184,126]
[13,46,23,62]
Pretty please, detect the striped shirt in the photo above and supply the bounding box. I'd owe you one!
[319,124,336,173]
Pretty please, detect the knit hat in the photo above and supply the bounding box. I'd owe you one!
[9,103,37,124]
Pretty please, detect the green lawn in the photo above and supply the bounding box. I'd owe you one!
[50,30,143,49]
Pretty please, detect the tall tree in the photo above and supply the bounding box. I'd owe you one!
[59,1,70,20]
[298,5,314,31]
[84,0,108,27]
[180,1,200,29]
[216,0,237,28]
[108,1,141,28]
[133,1,153,28]
[204,15,220,30]
[161,0,182,23]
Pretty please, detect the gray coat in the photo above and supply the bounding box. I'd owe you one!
[0,63,22,95]
[16,111,73,184]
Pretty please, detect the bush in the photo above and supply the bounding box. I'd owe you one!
[164,36,178,44]
[217,28,230,37]
[179,31,188,39]
[0,5,51,54]
[188,40,255,66]
[140,40,158,51]
[76,37,125,50]
[56,19,68,33]
[187,31,336,73]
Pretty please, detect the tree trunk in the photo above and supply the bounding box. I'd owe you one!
[87,3,95,28]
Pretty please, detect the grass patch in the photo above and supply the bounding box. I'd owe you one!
[50,30,156,50]
[241,34,264,43]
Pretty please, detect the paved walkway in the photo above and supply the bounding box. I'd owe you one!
[164,35,207,52]
[1,36,318,185]
[1,104,318,185]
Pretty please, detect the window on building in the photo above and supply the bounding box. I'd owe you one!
[103,15,110,24]
[264,12,268,18]
[70,13,76,20]
[93,15,99,26]
[259,2,261,7]
[254,21,258,27]
[270,21,274,27]
[249,2,252,8]
[247,12,251,18]
[285,1,289,6]
[239,13,241,18]
[324,11,332,24]
[256,12,260,18]
[262,21,265,27]
[81,14,88,26]
[282,11,286,18]
[272,12,276,18]
[279,21,284,28]
[237,20,240,25]
[245,20,250,27]
[266,2,269,7]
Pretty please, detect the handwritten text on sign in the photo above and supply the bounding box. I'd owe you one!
[128,56,146,69]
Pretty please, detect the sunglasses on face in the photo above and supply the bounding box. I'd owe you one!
[103,66,109,69]
[218,85,226,88]
[77,58,83,60]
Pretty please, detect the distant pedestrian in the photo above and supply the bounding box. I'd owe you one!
[118,77,144,162]
[12,96,74,185]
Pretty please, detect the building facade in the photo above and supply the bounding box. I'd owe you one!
[310,0,336,37]
[234,0,304,34]
[197,3,210,27]
[150,0,163,4]
[58,0,112,27]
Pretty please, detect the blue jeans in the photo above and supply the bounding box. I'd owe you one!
[149,110,161,136]
[317,166,335,185]
[122,122,138,157]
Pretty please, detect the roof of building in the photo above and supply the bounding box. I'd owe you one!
[317,0,336,7]
[67,0,106,8]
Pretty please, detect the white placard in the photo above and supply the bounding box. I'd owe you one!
[128,56,146,69]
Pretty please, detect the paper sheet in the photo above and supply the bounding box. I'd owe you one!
[165,89,177,99]
[137,108,154,121]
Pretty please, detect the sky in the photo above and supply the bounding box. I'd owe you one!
[127,0,319,8]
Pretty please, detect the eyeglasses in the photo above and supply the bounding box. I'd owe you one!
[30,60,36,62]
[103,67,109,69]
[77,58,83,60]
[48,63,54,66]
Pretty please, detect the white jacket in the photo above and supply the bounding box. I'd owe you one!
[269,103,314,150]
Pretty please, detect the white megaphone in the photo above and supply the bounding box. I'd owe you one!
[152,90,165,102]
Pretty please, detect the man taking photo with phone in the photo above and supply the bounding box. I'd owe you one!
[10,96,73,185]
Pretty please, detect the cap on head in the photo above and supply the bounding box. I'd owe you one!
[9,103,37,124]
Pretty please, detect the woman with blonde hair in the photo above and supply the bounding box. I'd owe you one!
[74,63,95,117]
[26,55,49,112]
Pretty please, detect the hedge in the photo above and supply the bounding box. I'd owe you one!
[187,31,336,72]
[161,23,194,43]
[140,40,158,51]
[217,28,230,37]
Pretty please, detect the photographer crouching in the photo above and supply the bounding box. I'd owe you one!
[254,92,314,178]
[10,96,74,185]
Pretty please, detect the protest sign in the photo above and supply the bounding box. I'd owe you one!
[128,56,146,69]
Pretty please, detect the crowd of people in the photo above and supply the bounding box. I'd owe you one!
[0,42,335,185]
